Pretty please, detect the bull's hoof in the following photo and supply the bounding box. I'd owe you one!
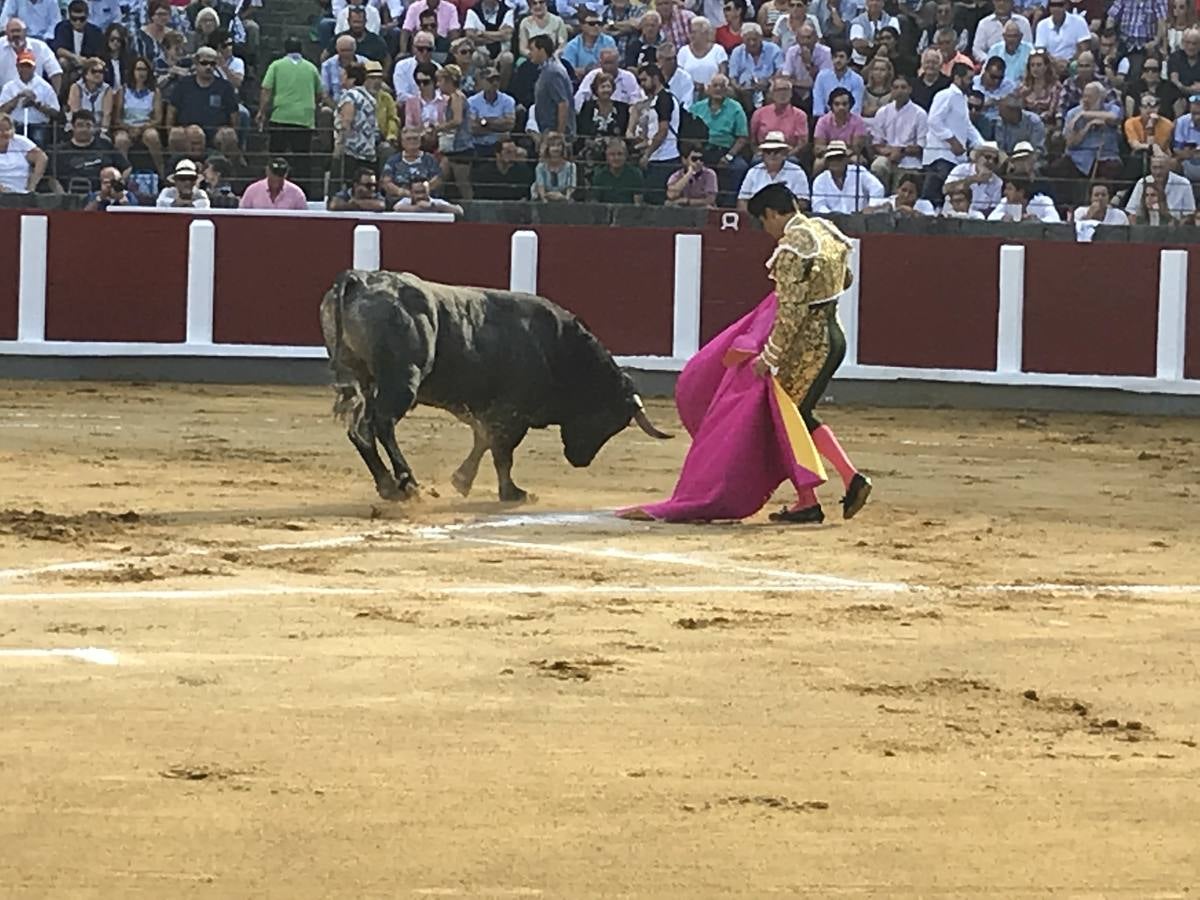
[377,475,419,502]
[498,486,529,504]
[450,468,474,498]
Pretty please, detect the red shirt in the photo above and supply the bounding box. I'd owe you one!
[750,103,810,148]
[715,24,743,52]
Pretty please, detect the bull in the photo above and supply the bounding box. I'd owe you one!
[320,269,671,502]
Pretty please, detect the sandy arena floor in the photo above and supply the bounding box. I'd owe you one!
[1,381,1198,899]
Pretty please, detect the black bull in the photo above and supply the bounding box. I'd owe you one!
[320,270,671,502]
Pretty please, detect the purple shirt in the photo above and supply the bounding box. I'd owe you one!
[239,178,309,210]
[667,165,718,200]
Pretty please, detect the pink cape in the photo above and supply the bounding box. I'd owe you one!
[622,292,825,522]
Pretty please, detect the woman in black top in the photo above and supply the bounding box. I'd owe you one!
[576,72,630,162]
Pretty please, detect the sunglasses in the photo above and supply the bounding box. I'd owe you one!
[415,44,432,50]
[687,154,703,162]
[415,76,432,84]
[764,147,786,153]
[70,14,87,21]
[455,46,472,53]
[584,19,601,25]
[197,60,215,66]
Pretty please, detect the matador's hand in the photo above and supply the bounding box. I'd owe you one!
[751,355,771,377]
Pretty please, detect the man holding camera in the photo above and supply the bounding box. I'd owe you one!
[84,165,139,209]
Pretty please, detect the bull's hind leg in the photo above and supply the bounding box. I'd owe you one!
[491,426,530,504]
[450,419,489,498]
[372,366,421,499]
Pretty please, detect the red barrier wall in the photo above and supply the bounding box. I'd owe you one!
[45,212,188,342]
[1186,248,1200,380]
[0,212,19,340]
[1022,242,1157,377]
[379,221,514,290]
[699,227,775,342]
[857,234,1001,370]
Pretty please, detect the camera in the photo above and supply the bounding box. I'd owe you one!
[110,177,125,193]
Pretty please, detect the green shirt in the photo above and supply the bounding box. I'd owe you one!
[688,97,748,151]
[263,56,322,128]
[591,165,644,204]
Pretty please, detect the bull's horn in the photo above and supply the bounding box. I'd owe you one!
[633,407,672,440]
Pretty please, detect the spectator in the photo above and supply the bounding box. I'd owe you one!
[1,0,59,43]
[166,45,239,164]
[53,1,105,82]
[967,90,996,140]
[1105,0,1166,62]
[576,71,630,159]
[861,55,894,117]
[201,152,237,204]
[0,109,43,191]
[339,7,387,63]
[864,172,937,215]
[556,0,604,31]
[849,0,898,67]
[656,0,695,49]
[1060,52,1119,114]
[51,109,128,191]
[132,0,174,66]
[813,84,868,166]
[1073,182,1129,225]
[874,26,914,80]
[1005,140,1056,197]
[240,155,308,209]
[469,64,515,153]
[415,8,451,59]
[771,0,822,53]
[1171,91,1200,180]
[993,92,1045,158]
[1096,28,1127,91]
[665,142,717,205]
[1034,0,1091,65]
[987,20,1033,81]
[782,23,831,111]
[910,48,950,111]
[715,0,749,52]
[624,10,662,69]
[392,30,436,101]
[402,0,460,51]
[1124,91,1173,179]
[405,60,445,149]
[678,16,727,96]
[973,0,1032,64]
[1126,52,1178,117]
[631,61,679,201]
[1130,177,1178,223]
[689,72,749,185]
[447,37,481,93]
[563,12,616,78]
[474,135,533,199]
[435,63,472,197]
[987,174,1060,220]
[334,0,380,38]
[750,74,807,157]
[335,60,377,184]
[111,54,163,176]
[0,47,58,146]
[211,28,242,92]
[257,36,321,188]
[189,7,219,55]
[755,0,788,39]
[322,34,365,103]
[943,140,1004,212]
[736,129,809,208]
[810,139,884,212]
[869,73,926,188]
[156,157,209,206]
[916,0,968,57]
[382,125,442,198]
[99,23,130,88]
[153,29,188,92]
[574,47,643,110]
[972,56,1016,122]
[518,0,567,59]
[590,135,643,202]
[328,166,387,210]
[656,39,694,106]
[1,17,62,92]
[922,62,981,199]
[602,0,645,61]
[728,22,782,109]
[463,0,515,82]
[83,164,139,207]
[398,176,464,213]
[1162,0,1193,57]
[529,33,575,140]
[531,128,576,200]
[1048,81,1123,196]
[1017,47,1061,127]
[67,55,114,134]
[812,42,863,116]
[941,183,984,217]
[936,26,975,76]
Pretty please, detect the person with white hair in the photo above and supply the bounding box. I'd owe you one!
[678,15,727,94]
[573,45,643,109]
[728,22,782,109]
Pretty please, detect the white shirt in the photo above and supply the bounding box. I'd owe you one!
[1073,205,1128,240]
[870,98,928,169]
[644,88,680,162]
[944,162,1003,212]
[332,0,382,17]
[972,13,1032,62]
[872,194,937,215]
[397,196,460,212]
[737,159,810,200]
[464,7,516,32]
[922,83,983,166]
[677,43,727,89]
[0,74,60,126]
[0,38,62,88]
[986,193,1060,222]
[156,187,211,208]
[335,3,383,33]
[667,66,694,108]
[811,164,884,213]
[942,207,985,219]
[0,131,35,191]
[392,54,441,100]
[1034,12,1091,61]
[1125,172,1196,216]
[573,67,644,111]
[0,0,62,41]
[848,12,899,66]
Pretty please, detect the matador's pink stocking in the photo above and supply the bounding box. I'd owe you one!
[812,424,857,489]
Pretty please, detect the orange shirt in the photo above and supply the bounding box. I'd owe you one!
[1124,114,1174,151]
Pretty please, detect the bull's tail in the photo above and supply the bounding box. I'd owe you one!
[327,270,367,427]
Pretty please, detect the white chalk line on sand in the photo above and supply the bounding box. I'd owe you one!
[0,647,119,665]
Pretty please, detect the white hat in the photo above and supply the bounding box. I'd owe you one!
[823,139,849,159]
[970,140,1006,164]
[758,130,790,151]
[170,159,200,181]
[1009,140,1036,158]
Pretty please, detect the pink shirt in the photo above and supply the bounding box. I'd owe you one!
[813,111,868,144]
[750,103,810,149]
[403,0,461,35]
[239,178,309,210]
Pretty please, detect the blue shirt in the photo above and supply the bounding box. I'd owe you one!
[1173,114,1200,150]
[321,54,366,102]
[0,0,61,41]
[728,41,784,89]
[467,89,517,146]
[986,40,1033,81]
[812,67,865,116]
[561,32,617,73]
[1065,104,1122,173]
[972,74,1018,122]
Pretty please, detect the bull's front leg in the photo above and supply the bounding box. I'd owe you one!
[372,366,421,499]
[450,420,490,498]
[491,426,530,504]
[347,404,406,500]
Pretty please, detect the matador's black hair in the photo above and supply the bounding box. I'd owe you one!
[746,183,798,219]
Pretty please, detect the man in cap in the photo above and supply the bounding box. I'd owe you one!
[166,44,241,163]
[467,65,515,154]
[736,129,810,210]
[239,156,309,209]
[810,139,884,213]
[942,138,1004,213]
[0,46,59,146]
[156,158,211,207]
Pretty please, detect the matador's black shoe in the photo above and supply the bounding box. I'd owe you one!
[842,473,872,520]
[769,504,825,524]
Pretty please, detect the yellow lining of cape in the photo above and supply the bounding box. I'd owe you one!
[771,377,827,482]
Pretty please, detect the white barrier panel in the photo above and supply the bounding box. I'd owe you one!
[1157,249,1189,382]
[17,215,47,343]
[353,224,381,271]
[672,234,702,360]
[996,244,1026,375]
[510,230,538,294]
[841,237,861,368]
[185,220,216,345]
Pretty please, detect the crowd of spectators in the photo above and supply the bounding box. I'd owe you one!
[2,0,1200,223]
